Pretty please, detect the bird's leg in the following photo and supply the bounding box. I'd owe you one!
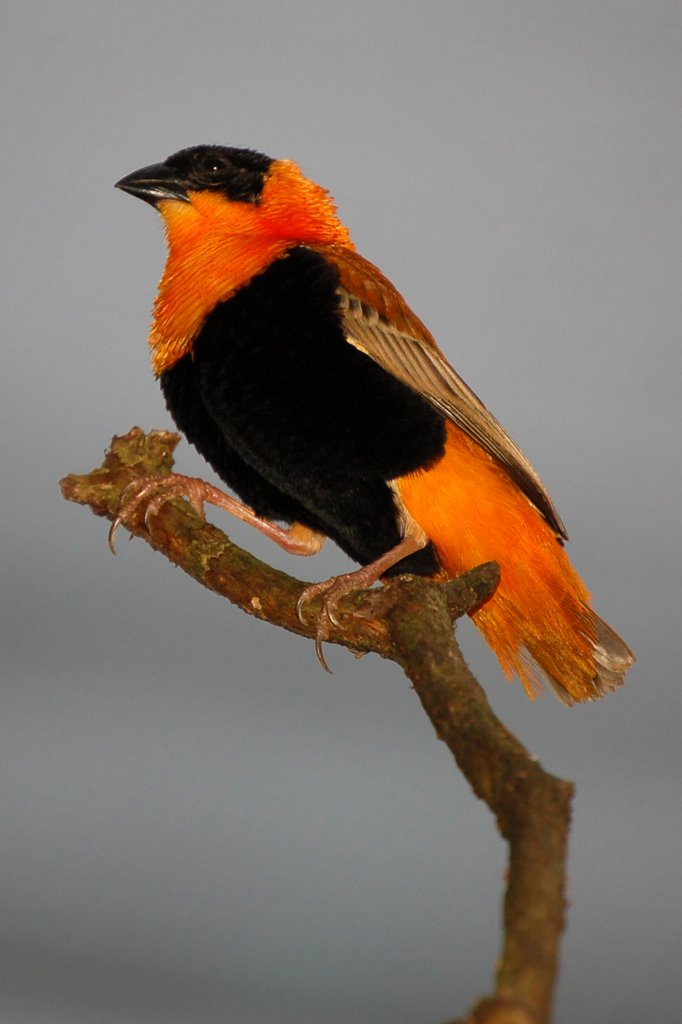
[108,473,326,557]
[297,534,427,670]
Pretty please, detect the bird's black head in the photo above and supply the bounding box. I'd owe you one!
[115,145,274,207]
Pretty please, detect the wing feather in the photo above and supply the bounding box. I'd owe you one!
[313,244,568,540]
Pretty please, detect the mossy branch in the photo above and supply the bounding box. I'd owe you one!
[61,427,573,1024]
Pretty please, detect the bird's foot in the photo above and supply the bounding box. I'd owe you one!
[296,535,426,671]
[296,569,377,673]
[108,474,216,552]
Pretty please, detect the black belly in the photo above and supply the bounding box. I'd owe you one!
[159,246,445,575]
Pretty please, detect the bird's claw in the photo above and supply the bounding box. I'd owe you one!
[296,582,342,631]
[314,634,333,674]
[108,517,124,555]
[109,478,156,554]
[297,574,370,672]
[296,581,337,673]
[108,475,206,554]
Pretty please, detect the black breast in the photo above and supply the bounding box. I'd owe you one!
[160,246,445,574]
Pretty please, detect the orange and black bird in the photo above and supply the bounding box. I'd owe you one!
[113,144,634,703]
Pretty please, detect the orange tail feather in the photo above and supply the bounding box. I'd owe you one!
[397,423,634,703]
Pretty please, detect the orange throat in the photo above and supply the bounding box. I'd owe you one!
[149,159,354,375]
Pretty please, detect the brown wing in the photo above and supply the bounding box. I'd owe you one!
[311,244,568,540]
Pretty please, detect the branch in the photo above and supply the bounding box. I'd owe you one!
[61,427,574,1024]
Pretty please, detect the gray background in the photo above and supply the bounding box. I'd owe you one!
[2,2,680,1022]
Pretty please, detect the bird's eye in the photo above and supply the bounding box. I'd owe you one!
[193,152,230,180]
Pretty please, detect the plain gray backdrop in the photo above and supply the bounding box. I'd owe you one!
[2,2,680,1021]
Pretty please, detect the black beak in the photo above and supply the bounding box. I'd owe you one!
[115,161,191,206]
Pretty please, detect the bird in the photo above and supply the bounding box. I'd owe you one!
[112,144,634,703]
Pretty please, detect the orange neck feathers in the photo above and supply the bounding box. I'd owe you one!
[149,160,354,375]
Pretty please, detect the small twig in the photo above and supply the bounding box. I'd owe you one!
[61,427,574,1024]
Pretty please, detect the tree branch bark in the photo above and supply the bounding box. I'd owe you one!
[61,427,574,1024]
